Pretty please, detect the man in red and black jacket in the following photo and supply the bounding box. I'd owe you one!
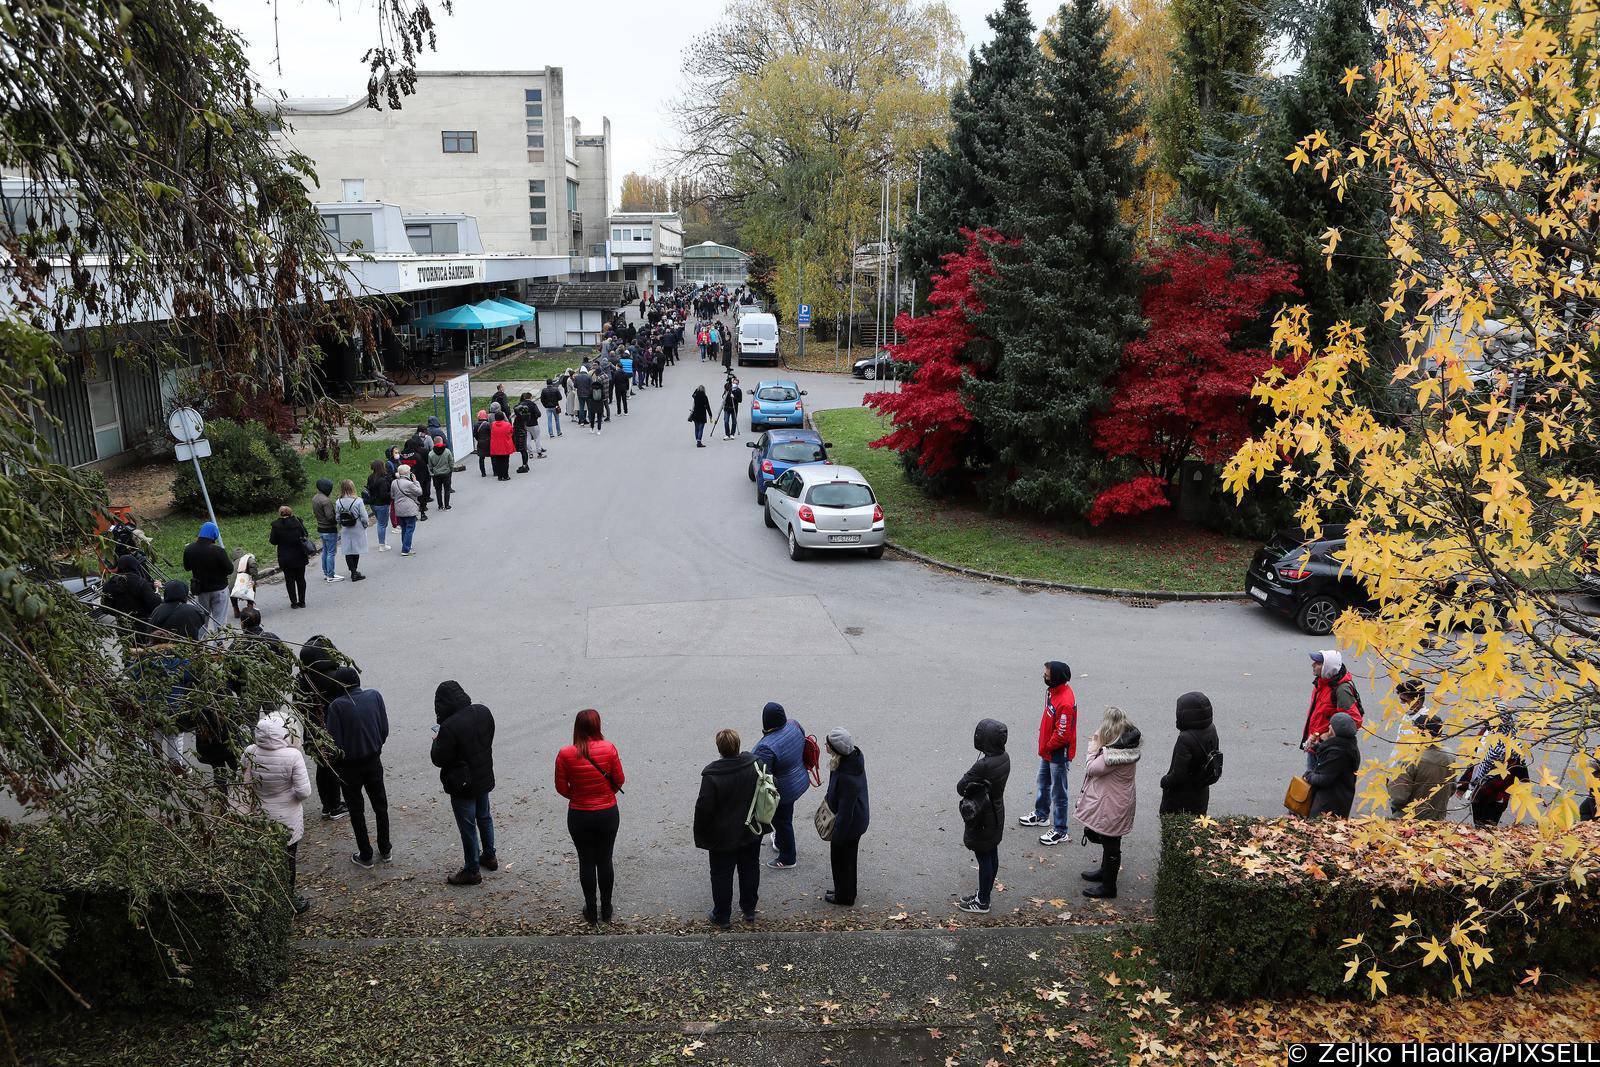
[1019,660,1076,845]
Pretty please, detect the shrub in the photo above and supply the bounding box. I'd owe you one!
[3,818,293,1010]
[1155,814,1600,1000]
[170,418,305,515]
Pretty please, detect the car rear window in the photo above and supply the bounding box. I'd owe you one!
[757,386,798,401]
[771,442,825,463]
[743,322,777,340]
[806,481,874,508]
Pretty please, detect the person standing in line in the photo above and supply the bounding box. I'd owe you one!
[512,396,534,473]
[591,363,611,433]
[721,329,734,370]
[404,425,432,521]
[1455,706,1526,828]
[242,714,313,914]
[333,479,369,582]
[554,709,625,924]
[690,385,714,447]
[1074,707,1142,900]
[228,549,258,619]
[311,478,341,584]
[752,701,810,870]
[183,521,233,630]
[541,378,564,438]
[1019,660,1075,846]
[821,728,868,907]
[522,392,547,459]
[1306,711,1361,819]
[574,366,593,427]
[694,729,764,929]
[490,387,511,420]
[489,411,515,479]
[430,681,498,886]
[390,464,423,555]
[956,718,1009,915]
[428,436,455,507]
[101,553,161,641]
[365,460,393,552]
[1387,686,1453,821]
[562,370,579,427]
[1302,650,1362,770]
[294,636,347,821]
[474,410,492,477]
[612,361,630,416]
[326,666,392,868]
[1158,691,1222,817]
[721,376,742,440]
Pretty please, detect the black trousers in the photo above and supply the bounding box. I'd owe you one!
[282,566,307,607]
[344,553,361,576]
[337,753,390,860]
[1084,828,1122,879]
[313,753,342,814]
[708,842,761,923]
[414,473,430,515]
[491,454,510,479]
[614,388,628,415]
[830,834,860,904]
[478,450,488,476]
[567,805,620,911]
[433,473,452,507]
[287,841,299,896]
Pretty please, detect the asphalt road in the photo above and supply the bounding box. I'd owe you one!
[264,353,1370,924]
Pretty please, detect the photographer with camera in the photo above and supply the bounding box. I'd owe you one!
[720,372,743,440]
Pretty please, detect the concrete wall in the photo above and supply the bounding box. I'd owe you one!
[573,117,612,260]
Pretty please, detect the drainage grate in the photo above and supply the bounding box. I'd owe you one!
[1124,597,1160,609]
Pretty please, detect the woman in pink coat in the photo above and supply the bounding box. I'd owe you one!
[243,716,313,914]
[1072,707,1142,901]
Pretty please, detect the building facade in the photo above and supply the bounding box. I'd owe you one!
[681,241,751,286]
[606,212,683,292]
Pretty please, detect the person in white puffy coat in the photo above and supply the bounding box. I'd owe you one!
[243,716,313,914]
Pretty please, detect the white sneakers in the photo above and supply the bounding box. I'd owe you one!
[325,574,345,583]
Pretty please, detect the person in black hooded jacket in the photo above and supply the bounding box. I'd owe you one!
[1159,691,1221,816]
[957,718,1009,914]
[294,636,348,820]
[1306,712,1360,818]
[101,554,161,642]
[694,728,764,928]
[430,680,498,886]
[148,579,207,641]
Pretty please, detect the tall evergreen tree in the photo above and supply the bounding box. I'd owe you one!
[899,0,1039,301]
[967,0,1144,518]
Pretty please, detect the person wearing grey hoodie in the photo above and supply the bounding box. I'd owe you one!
[957,718,1009,914]
[1306,711,1360,818]
[311,478,341,583]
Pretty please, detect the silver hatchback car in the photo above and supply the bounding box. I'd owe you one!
[763,464,886,560]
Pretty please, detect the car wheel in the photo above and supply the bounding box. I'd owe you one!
[1296,594,1341,636]
[864,365,877,380]
[864,545,884,560]
[747,461,756,482]
[764,505,777,529]
[787,526,807,561]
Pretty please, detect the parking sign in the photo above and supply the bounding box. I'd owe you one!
[797,303,811,328]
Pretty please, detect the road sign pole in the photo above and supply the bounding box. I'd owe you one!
[188,451,223,550]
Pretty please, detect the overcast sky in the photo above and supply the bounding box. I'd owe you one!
[208,0,1057,198]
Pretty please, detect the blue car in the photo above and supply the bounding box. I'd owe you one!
[748,380,807,430]
[747,429,831,504]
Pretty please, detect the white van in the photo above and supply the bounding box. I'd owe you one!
[737,312,780,367]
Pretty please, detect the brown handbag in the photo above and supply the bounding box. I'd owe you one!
[1284,775,1313,817]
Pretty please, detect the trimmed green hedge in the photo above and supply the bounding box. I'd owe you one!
[171,418,306,516]
[4,818,293,1010]
[1154,814,1600,1000]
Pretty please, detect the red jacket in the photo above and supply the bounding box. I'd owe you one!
[489,418,515,456]
[1302,672,1362,746]
[555,741,624,811]
[1037,683,1076,760]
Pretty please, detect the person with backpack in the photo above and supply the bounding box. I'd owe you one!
[430,681,497,886]
[1019,660,1075,846]
[1306,711,1360,819]
[1158,691,1222,816]
[334,479,369,583]
[1455,706,1526,827]
[693,728,768,928]
[554,709,625,923]
[752,701,813,870]
[820,728,869,906]
[403,426,432,520]
[956,718,1010,915]
[1074,707,1143,900]
[591,362,611,431]
[1302,650,1362,771]
[574,367,593,427]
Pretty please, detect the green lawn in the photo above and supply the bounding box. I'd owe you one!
[476,354,584,381]
[379,393,501,428]
[811,407,1256,593]
[142,439,399,570]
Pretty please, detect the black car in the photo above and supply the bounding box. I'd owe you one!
[851,353,904,381]
[1245,527,1373,635]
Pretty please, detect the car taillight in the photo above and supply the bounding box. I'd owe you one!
[1278,567,1311,582]
[798,505,815,524]
[761,460,774,474]
[872,505,883,522]
[752,400,761,410]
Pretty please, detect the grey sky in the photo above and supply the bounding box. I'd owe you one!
[207,0,1056,198]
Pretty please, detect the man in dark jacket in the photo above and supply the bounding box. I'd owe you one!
[403,426,432,519]
[101,554,161,642]
[148,579,207,641]
[823,728,869,906]
[311,477,340,582]
[511,396,535,473]
[1306,711,1360,818]
[694,728,764,928]
[473,410,492,476]
[957,718,1009,914]
[611,362,630,415]
[430,680,498,886]
[752,701,810,870]
[540,379,563,437]
[182,521,232,632]
[295,637,347,820]
[1159,691,1221,816]
[574,368,593,426]
[326,666,392,866]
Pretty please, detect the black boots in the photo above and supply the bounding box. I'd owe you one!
[1080,867,1104,882]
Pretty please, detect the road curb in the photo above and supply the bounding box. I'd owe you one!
[884,541,1247,602]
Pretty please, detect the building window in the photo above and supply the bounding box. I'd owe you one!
[567,179,579,212]
[524,88,543,102]
[441,131,477,153]
[527,118,544,132]
[527,150,545,163]
[320,211,375,252]
[526,103,543,119]
[405,222,459,255]
[341,179,364,202]
[530,211,547,225]
[526,134,545,149]
[530,227,547,241]
[530,195,546,210]
[529,179,545,193]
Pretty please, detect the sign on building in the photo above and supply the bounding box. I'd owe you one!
[398,260,487,288]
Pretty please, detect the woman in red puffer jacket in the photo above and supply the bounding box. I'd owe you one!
[555,709,625,924]
[488,414,515,481]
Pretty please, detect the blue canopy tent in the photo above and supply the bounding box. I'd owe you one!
[479,297,536,321]
[415,303,521,330]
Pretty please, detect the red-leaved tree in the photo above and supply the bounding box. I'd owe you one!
[867,228,1011,475]
[1087,224,1301,525]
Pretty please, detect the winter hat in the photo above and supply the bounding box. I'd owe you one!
[198,521,219,540]
[1329,711,1358,739]
[477,409,487,420]
[331,665,361,694]
[316,477,334,495]
[1045,660,1071,687]
[434,680,471,721]
[490,402,502,414]
[826,728,854,756]
[761,701,787,732]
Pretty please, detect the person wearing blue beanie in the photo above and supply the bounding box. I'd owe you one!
[753,700,810,869]
[199,520,219,540]
[183,519,231,633]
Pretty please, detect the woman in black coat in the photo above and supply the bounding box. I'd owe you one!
[1159,691,1222,815]
[956,718,1009,914]
[268,506,312,609]
[822,728,869,907]
[1306,712,1360,818]
[689,386,714,447]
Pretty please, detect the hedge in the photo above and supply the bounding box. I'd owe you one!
[1154,814,1600,1000]
[3,817,294,1011]
[171,418,306,516]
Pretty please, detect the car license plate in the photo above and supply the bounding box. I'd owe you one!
[1249,585,1268,602]
[829,534,861,544]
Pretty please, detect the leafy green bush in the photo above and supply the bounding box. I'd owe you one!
[171,418,305,515]
[1154,814,1600,1000]
[4,818,293,1010]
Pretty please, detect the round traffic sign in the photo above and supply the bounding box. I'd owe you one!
[167,407,204,443]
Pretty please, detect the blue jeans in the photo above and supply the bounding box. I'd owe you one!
[1033,756,1070,832]
[772,798,796,864]
[372,504,389,545]
[399,516,417,553]
[546,409,559,436]
[319,532,338,578]
[451,792,495,873]
[723,409,736,436]
[694,421,705,443]
[975,848,999,906]
[577,396,589,424]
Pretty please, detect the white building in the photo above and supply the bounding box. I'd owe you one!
[606,211,683,292]
[681,241,751,286]
[273,69,611,269]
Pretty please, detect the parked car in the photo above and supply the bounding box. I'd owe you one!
[747,429,832,504]
[851,352,904,381]
[749,380,806,431]
[1244,527,1373,635]
[737,313,780,367]
[763,465,886,561]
